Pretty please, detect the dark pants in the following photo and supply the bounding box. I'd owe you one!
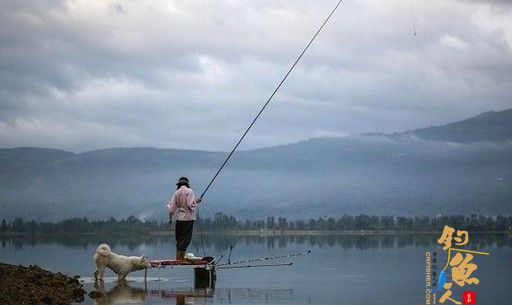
[175,220,194,252]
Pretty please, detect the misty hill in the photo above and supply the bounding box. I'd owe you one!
[397,108,512,143]
[1,109,511,220]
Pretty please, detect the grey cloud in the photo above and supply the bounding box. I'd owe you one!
[0,0,511,151]
[462,0,512,6]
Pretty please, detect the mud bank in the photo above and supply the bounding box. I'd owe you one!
[0,262,86,305]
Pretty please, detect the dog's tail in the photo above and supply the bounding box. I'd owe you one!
[96,244,111,257]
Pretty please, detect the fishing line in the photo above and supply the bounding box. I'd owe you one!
[199,0,344,200]
[195,0,344,256]
[196,214,207,256]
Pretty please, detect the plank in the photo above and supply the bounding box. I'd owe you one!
[150,256,214,267]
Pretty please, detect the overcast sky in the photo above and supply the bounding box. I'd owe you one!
[0,0,511,152]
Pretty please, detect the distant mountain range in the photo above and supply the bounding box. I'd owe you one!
[400,108,512,142]
[364,108,512,143]
[1,108,511,220]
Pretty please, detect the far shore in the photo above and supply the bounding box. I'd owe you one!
[1,229,510,237]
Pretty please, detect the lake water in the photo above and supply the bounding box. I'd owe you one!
[1,233,511,305]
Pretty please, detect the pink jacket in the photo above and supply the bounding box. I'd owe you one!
[167,186,200,221]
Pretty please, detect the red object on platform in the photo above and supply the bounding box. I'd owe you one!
[462,291,476,304]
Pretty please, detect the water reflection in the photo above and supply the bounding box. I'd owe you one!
[90,280,214,305]
[214,288,297,304]
[2,233,510,251]
[91,280,147,305]
[89,279,300,305]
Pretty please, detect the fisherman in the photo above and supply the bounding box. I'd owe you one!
[167,176,202,260]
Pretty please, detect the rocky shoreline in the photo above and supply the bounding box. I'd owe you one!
[0,262,86,305]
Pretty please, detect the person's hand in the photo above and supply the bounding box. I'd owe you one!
[196,197,202,203]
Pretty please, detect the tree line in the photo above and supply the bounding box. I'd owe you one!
[1,213,511,234]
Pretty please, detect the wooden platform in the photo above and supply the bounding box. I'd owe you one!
[149,256,214,268]
[147,257,216,289]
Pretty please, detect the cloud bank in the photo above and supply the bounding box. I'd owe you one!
[1,0,511,151]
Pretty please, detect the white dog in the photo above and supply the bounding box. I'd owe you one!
[93,244,151,281]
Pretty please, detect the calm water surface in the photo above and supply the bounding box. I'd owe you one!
[1,233,511,305]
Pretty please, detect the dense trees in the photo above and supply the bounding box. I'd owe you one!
[0,213,510,234]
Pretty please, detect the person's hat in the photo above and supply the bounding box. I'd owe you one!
[176,176,190,187]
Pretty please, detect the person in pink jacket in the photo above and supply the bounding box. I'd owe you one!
[167,176,202,260]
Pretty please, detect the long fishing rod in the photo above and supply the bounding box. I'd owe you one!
[199,0,344,200]
[217,262,293,270]
[216,249,311,267]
